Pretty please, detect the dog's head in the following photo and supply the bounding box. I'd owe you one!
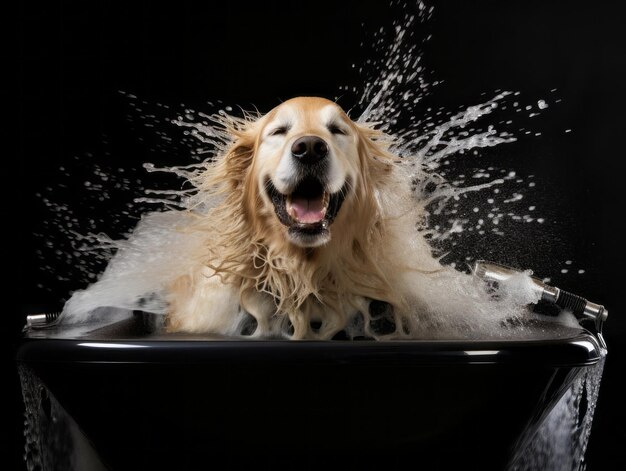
[256,97,363,247]
[212,97,393,250]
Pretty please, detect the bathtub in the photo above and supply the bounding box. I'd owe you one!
[17,310,605,470]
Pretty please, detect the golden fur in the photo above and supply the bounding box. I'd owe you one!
[166,97,439,339]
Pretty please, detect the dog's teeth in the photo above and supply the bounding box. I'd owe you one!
[286,197,297,220]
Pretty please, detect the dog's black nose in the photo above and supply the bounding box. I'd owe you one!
[291,136,328,164]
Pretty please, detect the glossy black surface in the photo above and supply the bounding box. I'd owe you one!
[18,311,605,365]
[17,314,604,469]
[18,334,602,367]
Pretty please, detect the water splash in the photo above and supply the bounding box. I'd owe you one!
[508,356,606,470]
[19,365,107,471]
[35,2,572,301]
[52,0,571,335]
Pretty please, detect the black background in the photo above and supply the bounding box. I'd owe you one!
[9,0,626,469]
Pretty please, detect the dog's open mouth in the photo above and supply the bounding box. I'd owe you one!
[266,177,348,239]
[287,179,329,224]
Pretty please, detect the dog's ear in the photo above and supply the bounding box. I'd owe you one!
[354,123,398,172]
[222,136,256,191]
[208,117,261,193]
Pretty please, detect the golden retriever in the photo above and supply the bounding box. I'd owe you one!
[166,97,440,339]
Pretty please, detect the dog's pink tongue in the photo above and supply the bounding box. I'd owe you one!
[290,196,325,223]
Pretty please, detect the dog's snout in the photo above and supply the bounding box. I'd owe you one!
[291,136,328,164]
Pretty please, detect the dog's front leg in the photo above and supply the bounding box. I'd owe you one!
[240,288,280,337]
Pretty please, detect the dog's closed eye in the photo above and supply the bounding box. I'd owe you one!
[270,125,290,136]
[327,122,346,135]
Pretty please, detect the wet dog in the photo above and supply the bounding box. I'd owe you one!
[166,97,439,338]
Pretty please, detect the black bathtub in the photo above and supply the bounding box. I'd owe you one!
[17,311,605,470]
